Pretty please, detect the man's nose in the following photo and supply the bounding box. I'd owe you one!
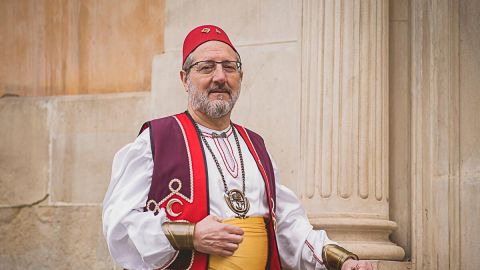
[211,63,227,83]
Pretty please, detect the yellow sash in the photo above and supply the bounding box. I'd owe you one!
[208,217,268,270]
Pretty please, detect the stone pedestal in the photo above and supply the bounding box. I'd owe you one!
[370,260,412,270]
[299,0,404,260]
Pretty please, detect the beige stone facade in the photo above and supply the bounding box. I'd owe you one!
[1,0,479,269]
[0,0,165,96]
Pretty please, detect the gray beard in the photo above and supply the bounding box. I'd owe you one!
[187,82,239,119]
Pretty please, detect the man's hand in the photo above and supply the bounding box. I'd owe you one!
[341,259,373,270]
[193,215,244,257]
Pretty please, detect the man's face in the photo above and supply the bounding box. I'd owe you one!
[181,41,243,119]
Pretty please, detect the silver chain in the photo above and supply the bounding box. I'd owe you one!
[192,121,246,196]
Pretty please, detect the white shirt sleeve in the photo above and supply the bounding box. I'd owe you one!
[272,158,336,270]
[102,128,177,270]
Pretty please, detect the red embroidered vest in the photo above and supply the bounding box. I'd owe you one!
[139,112,281,270]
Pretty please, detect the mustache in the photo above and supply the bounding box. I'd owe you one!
[207,85,232,94]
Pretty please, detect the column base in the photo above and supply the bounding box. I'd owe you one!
[368,260,412,270]
[310,217,405,260]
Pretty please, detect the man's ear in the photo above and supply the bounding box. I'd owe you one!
[180,70,188,92]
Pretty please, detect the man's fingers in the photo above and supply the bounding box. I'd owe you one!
[193,215,246,257]
[226,233,243,244]
[218,249,234,257]
[360,261,373,270]
[223,223,244,235]
[214,243,238,257]
[222,242,240,252]
[350,261,373,270]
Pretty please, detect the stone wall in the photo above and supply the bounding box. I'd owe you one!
[0,0,165,96]
[0,93,151,269]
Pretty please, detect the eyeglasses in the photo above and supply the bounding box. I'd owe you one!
[186,60,242,75]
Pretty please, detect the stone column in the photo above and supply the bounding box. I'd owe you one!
[299,0,404,260]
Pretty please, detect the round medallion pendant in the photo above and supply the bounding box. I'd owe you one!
[224,189,250,218]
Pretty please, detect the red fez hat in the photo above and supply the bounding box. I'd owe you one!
[182,25,237,65]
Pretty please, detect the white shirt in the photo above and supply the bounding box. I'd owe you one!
[102,124,334,270]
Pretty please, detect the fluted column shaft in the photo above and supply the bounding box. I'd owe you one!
[300,0,404,260]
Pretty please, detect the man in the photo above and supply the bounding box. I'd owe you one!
[103,25,373,270]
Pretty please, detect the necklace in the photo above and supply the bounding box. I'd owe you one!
[192,120,250,218]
